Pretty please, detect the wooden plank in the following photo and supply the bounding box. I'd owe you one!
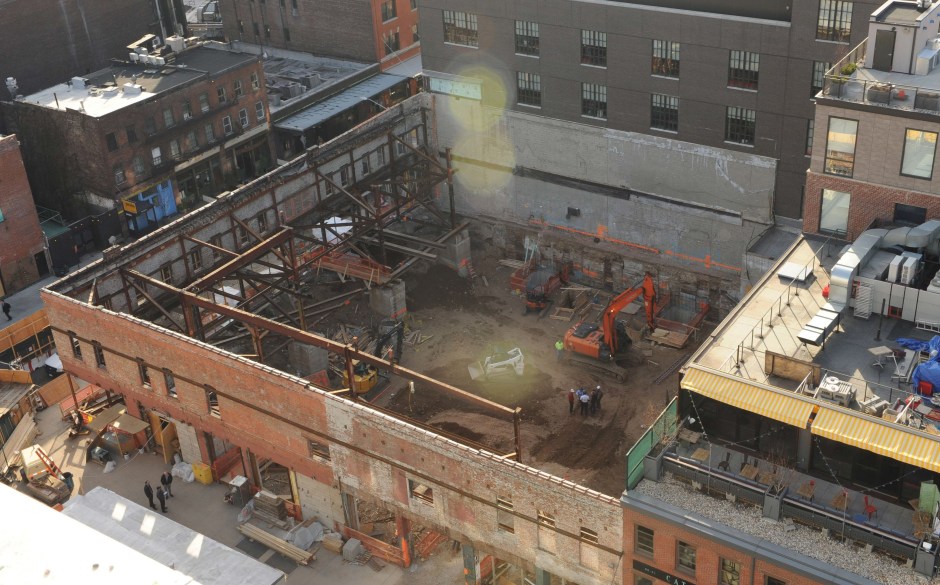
[238,523,315,565]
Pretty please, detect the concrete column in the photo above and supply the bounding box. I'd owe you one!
[369,279,407,319]
[796,427,812,471]
[438,228,471,276]
[462,543,480,585]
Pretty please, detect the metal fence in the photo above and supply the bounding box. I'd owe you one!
[625,397,677,489]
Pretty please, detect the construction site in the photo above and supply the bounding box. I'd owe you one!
[39,93,739,584]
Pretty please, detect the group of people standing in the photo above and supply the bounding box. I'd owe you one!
[143,471,175,513]
[568,386,603,416]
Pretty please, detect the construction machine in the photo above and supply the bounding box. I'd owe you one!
[562,273,657,381]
[17,444,73,506]
[523,263,570,314]
[339,320,404,394]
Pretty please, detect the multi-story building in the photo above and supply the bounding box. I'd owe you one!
[4,36,273,236]
[0,0,184,98]
[417,0,883,227]
[0,135,49,293]
[805,0,940,241]
[220,0,420,71]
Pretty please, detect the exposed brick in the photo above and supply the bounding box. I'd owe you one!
[0,135,46,292]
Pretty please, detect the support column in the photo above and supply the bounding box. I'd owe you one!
[397,515,412,568]
[796,427,812,472]
[461,543,480,585]
[343,493,360,530]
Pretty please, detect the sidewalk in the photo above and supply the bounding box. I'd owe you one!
[32,407,464,585]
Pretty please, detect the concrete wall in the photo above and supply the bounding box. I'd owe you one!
[433,94,776,271]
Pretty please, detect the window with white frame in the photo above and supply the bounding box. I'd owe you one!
[820,188,850,235]
[901,129,937,179]
[234,79,244,98]
[113,164,126,186]
[443,11,478,47]
[652,40,680,77]
[239,108,250,128]
[132,155,146,174]
[581,83,607,119]
[725,107,756,145]
[516,72,541,107]
[199,93,210,112]
[251,72,260,90]
[205,122,216,143]
[255,101,265,121]
[728,50,759,90]
[581,30,607,67]
[222,115,233,135]
[151,146,162,165]
[651,94,678,132]
[812,61,831,97]
[824,117,858,176]
[515,21,539,56]
[818,0,853,43]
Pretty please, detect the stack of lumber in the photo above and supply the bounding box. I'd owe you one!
[237,522,316,565]
[253,490,292,529]
[403,329,432,346]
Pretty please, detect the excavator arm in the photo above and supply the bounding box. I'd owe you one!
[601,273,656,355]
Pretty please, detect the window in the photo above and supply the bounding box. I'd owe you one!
[164,369,177,398]
[160,262,173,282]
[819,188,850,235]
[206,385,220,418]
[581,30,607,67]
[652,40,680,77]
[412,24,420,43]
[338,166,350,186]
[812,61,831,97]
[93,342,106,368]
[824,117,858,176]
[239,108,250,128]
[580,527,598,570]
[515,21,539,56]
[443,11,478,47]
[581,83,607,119]
[307,438,331,460]
[496,496,514,533]
[766,579,787,585]
[210,234,224,260]
[126,125,137,143]
[237,225,251,246]
[635,525,654,556]
[720,559,741,585]
[253,21,260,36]
[151,146,162,165]
[138,359,151,386]
[68,331,82,359]
[516,72,541,107]
[222,115,233,135]
[144,117,156,136]
[361,157,370,175]
[806,119,815,156]
[651,94,678,132]
[163,107,175,128]
[818,0,853,43]
[381,0,396,21]
[728,50,759,89]
[725,107,756,145]
[537,510,557,553]
[105,132,118,152]
[895,203,927,226]
[132,155,146,175]
[199,92,210,112]
[410,0,416,9]
[255,101,265,121]
[234,79,244,98]
[189,249,203,272]
[409,479,434,504]
[182,100,192,120]
[676,541,696,573]
[169,139,181,159]
[186,130,198,152]
[250,72,260,91]
[205,122,216,143]
[217,86,227,104]
[385,30,401,55]
[256,212,268,233]
[901,129,938,179]
[113,164,126,186]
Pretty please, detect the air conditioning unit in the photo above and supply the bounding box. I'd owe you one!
[129,52,139,63]
[888,255,904,282]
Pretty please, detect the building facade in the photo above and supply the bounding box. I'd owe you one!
[220,0,420,71]
[4,37,273,235]
[0,135,49,293]
[417,0,883,221]
[805,1,940,241]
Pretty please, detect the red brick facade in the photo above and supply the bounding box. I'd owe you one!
[0,135,46,293]
[803,171,940,241]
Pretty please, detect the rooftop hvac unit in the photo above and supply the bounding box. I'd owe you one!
[155,57,166,66]
[888,255,905,283]
[102,87,119,98]
[71,76,88,89]
[129,52,139,63]
[901,256,921,285]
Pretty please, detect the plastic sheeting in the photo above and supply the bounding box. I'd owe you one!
[907,335,940,393]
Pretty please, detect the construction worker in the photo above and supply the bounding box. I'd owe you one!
[595,385,604,410]
[554,339,564,361]
[579,389,590,416]
[568,389,576,414]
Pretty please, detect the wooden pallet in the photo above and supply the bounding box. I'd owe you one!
[237,522,315,565]
[550,307,575,321]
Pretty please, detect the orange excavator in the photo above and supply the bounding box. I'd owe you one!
[562,273,657,381]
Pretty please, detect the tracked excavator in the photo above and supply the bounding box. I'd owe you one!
[340,320,404,394]
[562,273,657,381]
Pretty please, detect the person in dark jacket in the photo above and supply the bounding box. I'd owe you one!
[144,480,156,509]
[156,485,168,512]
[161,470,174,497]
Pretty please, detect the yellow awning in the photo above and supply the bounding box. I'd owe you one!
[812,407,940,473]
[681,367,816,428]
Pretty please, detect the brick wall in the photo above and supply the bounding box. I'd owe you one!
[43,290,624,584]
[0,136,45,293]
[803,171,940,241]
[0,0,157,98]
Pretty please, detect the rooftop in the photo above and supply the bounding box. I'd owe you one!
[16,43,259,118]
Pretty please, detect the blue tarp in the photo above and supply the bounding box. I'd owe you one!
[906,335,940,393]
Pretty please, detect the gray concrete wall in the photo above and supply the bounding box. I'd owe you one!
[434,95,775,271]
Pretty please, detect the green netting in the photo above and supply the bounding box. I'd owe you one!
[625,397,677,489]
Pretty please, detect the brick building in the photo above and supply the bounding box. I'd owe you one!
[220,0,420,71]
[0,135,49,294]
[805,0,940,241]
[417,0,884,223]
[4,37,273,236]
[0,0,175,98]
